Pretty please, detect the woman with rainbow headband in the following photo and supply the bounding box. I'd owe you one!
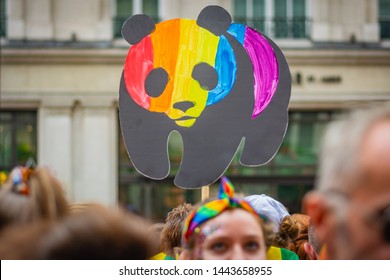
[180,176,273,260]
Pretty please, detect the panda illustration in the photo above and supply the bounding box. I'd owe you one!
[119,5,291,188]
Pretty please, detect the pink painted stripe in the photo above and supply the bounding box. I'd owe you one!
[244,27,279,118]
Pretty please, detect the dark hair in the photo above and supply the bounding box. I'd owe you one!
[308,221,321,254]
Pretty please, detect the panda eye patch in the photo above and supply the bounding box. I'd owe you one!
[145,68,169,98]
[192,63,218,91]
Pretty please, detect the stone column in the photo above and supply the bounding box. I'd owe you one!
[8,0,26,39]
[362,0,379,42]
[71,101,118,205]
[38,102,73,199]
[25,0,53,40]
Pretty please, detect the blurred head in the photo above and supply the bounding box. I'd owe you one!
[160,203,193,258]
[273,214,310,260]
[304,103,390,259]
[245,194,289,233]
[68,202,104,215]
[181,177,272,260]
[0,167,69,231]
[0,205,156,260]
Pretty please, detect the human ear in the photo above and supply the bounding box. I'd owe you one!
[302,191,329,246]
[303,242,318,260]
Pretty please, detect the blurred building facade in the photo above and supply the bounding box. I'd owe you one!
[1,0,390,220]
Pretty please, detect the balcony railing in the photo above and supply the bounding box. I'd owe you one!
[233,17,311,39]
[114,16,160,38]
[380,17,390,39]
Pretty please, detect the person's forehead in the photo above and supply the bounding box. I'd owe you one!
[361,120,390,154]
[203,209,262,231]
[219,208,259,221]
[358,121,390,178]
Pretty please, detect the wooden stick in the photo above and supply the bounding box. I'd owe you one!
[201,185,209,201]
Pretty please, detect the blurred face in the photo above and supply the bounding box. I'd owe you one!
[320,121,390,259]
[190,208,266,260]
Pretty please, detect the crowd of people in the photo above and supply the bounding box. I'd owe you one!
[0,103,389,260]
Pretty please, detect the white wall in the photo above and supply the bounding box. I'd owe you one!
[7,0,113,41]
[311,0,379,42]
[72,105,117,205]
[38,106,73,197]
[36,102,118,205]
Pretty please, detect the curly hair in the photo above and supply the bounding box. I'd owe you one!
[160,203,193,257]
[272,214,310,260]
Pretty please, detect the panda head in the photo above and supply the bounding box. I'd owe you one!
[122,6,279,127]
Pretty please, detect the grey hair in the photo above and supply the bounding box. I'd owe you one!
[316,102,390,193]
[308,222,320,254]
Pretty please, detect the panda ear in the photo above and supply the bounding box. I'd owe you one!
[197,5,232,36]
[121,14,156,45]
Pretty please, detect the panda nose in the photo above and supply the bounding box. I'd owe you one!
[173,101,195,113]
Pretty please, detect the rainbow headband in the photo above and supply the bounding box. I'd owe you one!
[182,176,266,246]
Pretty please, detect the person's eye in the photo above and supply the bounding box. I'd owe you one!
[210,242,227,253]
[244,241,260,252]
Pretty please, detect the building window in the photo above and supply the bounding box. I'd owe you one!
[114,0,159,38]
[118,110,339,220]
[0,0,6,37]
[380,0,390,39]
[0,111,37,175]
[274,0,307,38]
[233,0,310,39]
[234,0,266,33]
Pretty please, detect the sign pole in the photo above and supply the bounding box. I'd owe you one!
[201,185,209,201]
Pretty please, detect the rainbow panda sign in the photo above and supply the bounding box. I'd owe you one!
[119,6,291,188]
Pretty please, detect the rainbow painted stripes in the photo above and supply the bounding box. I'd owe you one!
[124,19,279,127]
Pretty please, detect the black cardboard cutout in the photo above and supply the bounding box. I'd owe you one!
[119,6,291,189]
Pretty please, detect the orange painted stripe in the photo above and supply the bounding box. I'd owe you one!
[149,19,181,112]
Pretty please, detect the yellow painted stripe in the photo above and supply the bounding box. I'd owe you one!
[168,19,219,120]
[150,19,181,112]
